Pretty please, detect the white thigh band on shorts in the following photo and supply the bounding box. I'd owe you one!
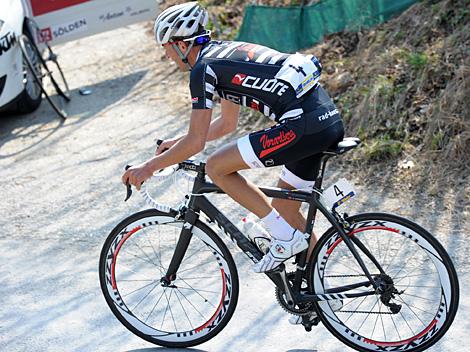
[237,135,264,168]
[280,166,315,190]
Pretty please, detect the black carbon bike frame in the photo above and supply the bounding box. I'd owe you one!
[160,158,386,307]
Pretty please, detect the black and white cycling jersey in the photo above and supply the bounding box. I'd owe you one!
[189,40,322,122]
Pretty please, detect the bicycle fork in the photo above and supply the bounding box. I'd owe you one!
[161,208,199,285]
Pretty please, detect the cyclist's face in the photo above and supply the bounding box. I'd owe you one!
[162,42,189,71]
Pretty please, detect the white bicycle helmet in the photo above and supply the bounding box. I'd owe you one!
[154,2,209,45]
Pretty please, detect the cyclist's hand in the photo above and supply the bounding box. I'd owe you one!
[122,162,154,191]
[155,137,179,155]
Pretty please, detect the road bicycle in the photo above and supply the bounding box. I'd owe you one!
[99,137,459,351]
[19,19,71,119]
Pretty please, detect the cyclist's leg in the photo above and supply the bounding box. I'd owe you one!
[272,155,323,258]
[205,140,274,218]
[207,126,309,272]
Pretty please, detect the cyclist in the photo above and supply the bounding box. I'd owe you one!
[122,2,344,277]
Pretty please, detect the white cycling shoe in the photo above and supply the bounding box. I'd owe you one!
[288,299,344,325]
[253,230,309,273]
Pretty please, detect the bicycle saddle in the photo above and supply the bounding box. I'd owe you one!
[328,137,361,155]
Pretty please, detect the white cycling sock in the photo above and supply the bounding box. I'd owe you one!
[261,209,296,241]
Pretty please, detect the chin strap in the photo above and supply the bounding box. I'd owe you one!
[172,41,195,70]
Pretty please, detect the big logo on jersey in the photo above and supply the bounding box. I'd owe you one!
[259,130,297,158]
[231,73,289,96]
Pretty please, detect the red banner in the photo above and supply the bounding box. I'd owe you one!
[31,0,91,16]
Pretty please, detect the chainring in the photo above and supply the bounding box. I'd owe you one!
[275,271,315,315]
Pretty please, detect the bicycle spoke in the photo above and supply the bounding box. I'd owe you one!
[177,275,220,280]
[393,299,436,317]
[339,296,361,310]
[180,244,209,266]
[146,231,166,273]
[383,235,407,272]
[131,240,162,269]
[132,281,160,311]
[327,254,364,276]
[379,300,386,341]
[399,309,416,336]
[344,296,369,324]
[387,247,422,281]
[357,296,380,332]
[375,232,383,266]
[161,288,171,329]
[177,258,216,275]
[122,248,165,272]
[176,287,208,320]
[122,280,160,298]
[399,292,436,302]
[177,286,219,294]
[167,290,178,332]
[396,295,428,327]
[174,290,194,330]
[394,271,438,283]
[395,284,440,289]
[371,303,381,338]
[381,230,394,266]
[145,288,167,323]
[390,313,402,341]
[392,261,436,283]
[117,262,157,281]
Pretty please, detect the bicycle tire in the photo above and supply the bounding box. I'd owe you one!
[44,42,71,101]
[99,208,239,348]
[307,212,459,352]
[18,35,68,119]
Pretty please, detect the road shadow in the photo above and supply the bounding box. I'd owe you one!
[125,348,208,352]
[0,70,147,160]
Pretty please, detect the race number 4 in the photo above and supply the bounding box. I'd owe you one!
[323,178,356,210]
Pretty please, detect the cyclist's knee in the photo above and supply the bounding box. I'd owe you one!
[206,154,223,179]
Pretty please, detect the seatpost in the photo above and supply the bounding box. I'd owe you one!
[305,154,332,234]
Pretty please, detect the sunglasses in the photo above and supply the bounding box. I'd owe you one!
[162,32,211,47]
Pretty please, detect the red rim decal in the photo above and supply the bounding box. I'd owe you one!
[364,319,438,347]
[326,226,400,255]
[195,268,227,333]
[111,226,142,290]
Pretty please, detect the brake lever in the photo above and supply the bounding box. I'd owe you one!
[156,138,169,153]
[124,164,132,201]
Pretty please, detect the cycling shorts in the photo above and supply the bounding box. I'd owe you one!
[237,86,344,189]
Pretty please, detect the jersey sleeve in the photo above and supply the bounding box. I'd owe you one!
[189,62,217,110]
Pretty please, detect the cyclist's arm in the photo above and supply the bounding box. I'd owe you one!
[205,99,240,141]
[146,109,212,171]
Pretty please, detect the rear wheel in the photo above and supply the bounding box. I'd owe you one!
[308,213,459,352]
[99,209,239,347]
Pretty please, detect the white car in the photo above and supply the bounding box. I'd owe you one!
[0,0,43,114]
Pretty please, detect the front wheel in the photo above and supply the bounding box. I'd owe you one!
[308,212,459,352]
[99,209,239,348]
